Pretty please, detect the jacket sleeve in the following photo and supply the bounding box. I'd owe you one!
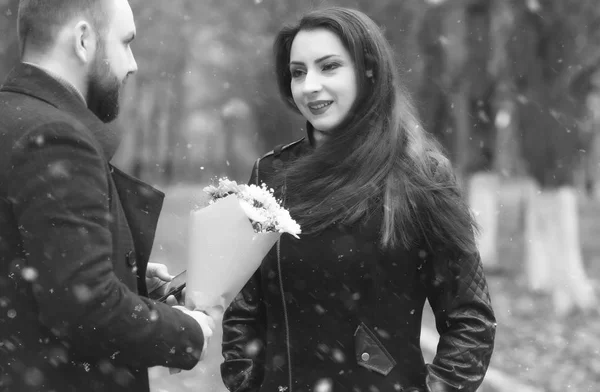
[221,158,267,392]
[424,248,496,392]
[7,122,205,370]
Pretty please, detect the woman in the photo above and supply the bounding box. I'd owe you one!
[221,7,496,392]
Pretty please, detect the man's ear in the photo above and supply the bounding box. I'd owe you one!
[73,21,96,64]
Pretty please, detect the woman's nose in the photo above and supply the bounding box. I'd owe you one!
[302,71,322,94]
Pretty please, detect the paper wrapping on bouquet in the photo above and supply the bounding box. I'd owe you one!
[185,194,280,314]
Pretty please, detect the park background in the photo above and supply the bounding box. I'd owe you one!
[2,0,600,391]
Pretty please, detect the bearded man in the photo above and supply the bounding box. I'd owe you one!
[0,1,213,391]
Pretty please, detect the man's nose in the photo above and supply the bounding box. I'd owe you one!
[130,56,138,75]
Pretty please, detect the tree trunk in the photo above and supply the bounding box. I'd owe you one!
[112,77,139,172]
[163,6,191,185]
[589,129,600,198]
[441,1,470,186]
[133,82,157,179]
[525,185,597,315]
[582,91,600,198]
[468,172,500,270]
[0,0,20,77]
[492,88,522,176]
[449,84,471,187]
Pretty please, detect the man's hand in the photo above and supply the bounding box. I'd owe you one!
[172,306,215,360]
[183,291,225,323]
[146,262,174,295]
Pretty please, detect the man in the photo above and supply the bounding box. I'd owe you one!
[0,0,213,391]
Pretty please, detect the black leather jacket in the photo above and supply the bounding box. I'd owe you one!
[221,138,496,392]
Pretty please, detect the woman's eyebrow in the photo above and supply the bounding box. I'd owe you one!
[290,54,341,66]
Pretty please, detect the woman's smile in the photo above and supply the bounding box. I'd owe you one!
[307,100,333,114]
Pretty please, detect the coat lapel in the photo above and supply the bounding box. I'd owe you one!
[110,165,164,295]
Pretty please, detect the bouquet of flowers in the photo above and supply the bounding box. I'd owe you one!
[203,178,301,238]
[184,178,300,318]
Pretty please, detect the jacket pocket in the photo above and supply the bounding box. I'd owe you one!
[221,358,262,392]
[354,322,397,376]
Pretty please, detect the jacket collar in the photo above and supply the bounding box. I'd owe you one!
[0,62,121,160]
[306,121,317,147]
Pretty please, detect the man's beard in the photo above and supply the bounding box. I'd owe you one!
[86,47,122,123]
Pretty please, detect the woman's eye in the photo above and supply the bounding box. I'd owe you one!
[290,69,305,78]
[322,62,340,71]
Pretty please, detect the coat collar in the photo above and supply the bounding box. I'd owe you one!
[0,62,121,160]
[21,61,87,105]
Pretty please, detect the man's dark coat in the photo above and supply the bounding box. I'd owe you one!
[0,64,204,392]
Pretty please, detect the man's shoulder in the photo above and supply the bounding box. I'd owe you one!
[0,94,97,154]
[0,90,81,132]
[0,92,90,159]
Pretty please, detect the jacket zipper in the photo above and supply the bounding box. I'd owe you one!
[277,238,293,392]
[278,177,293,392]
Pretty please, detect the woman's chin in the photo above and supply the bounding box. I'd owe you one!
[309,119,339,134]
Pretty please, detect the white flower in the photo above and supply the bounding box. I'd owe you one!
[203,178,242,200]
[238,199,268,223]
[203,177,301,238]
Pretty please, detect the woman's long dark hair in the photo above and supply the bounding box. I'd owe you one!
[272,7,477,254]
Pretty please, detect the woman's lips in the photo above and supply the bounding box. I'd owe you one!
[307,100,333,115]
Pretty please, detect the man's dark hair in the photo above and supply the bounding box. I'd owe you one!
[17,0,109,57]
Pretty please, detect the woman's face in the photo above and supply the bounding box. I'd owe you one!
[289,28,358,132]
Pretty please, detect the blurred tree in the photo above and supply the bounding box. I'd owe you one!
[0,0,20,79]
[467,0,517,272]
[417,0,496,182]
[581,88,600,197]
[489,0,522,176]
[507,0,598,315]
[114,0,195,184]
[417,0,504,270]
[363,0,427,94]
[114,0,285,184]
